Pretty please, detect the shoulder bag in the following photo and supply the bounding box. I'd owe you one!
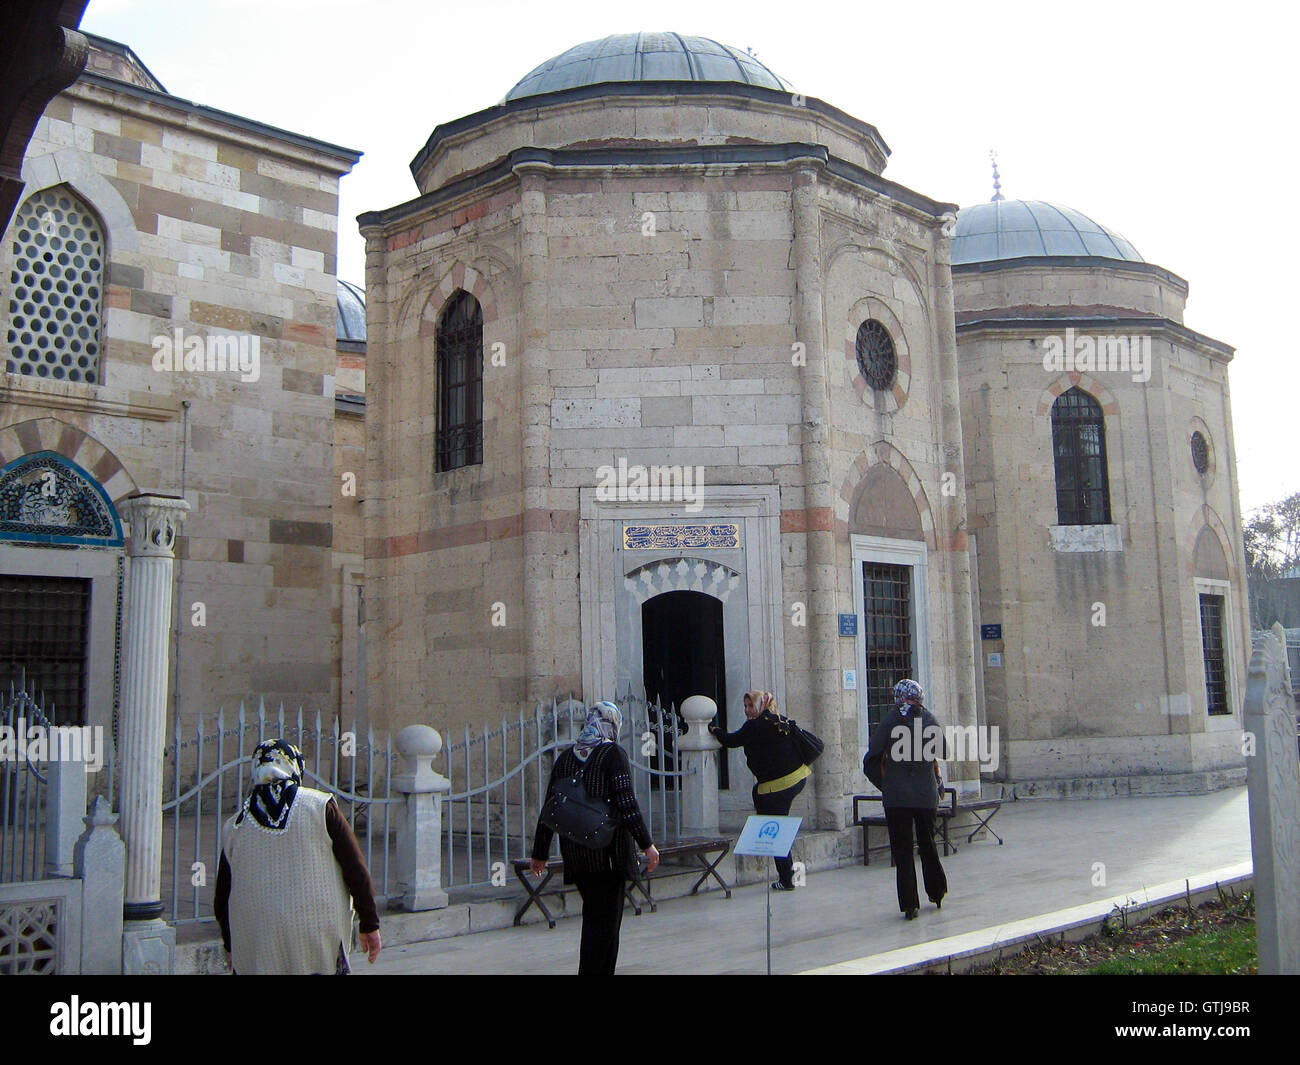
[539,752,617,849]
[784,715,825,764]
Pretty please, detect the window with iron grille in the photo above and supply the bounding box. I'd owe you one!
[862,561,914,731]
[1051,387,1111,525]
[1199,593,1229,716]
[5,186,105,384]
[435,290,483,472]
[0,575,90,725]
[855,319,897,392]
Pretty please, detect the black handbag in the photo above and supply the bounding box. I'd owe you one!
[539,757,616,849]
[788,718,825,764]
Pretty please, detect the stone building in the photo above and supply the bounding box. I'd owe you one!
[359,32,1247,827]
[0,35,360,744]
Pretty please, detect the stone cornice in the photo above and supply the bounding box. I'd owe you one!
[1,376,182,420]
[955,315,1235,362]
[953,254,1188,293]
[359,143,955,235]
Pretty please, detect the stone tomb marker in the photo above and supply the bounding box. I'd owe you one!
[1243,622,1300,974]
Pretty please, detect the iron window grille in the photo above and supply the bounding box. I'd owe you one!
[0,575,90,726]
[855,319,897,392]
[1051,387,1111,525]
[1198,593,1229,716]
[435,290,484,472]
[862,561,913,731]
[1191,431,1210,475]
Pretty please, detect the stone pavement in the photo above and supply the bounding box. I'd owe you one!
[352,786,1253,976]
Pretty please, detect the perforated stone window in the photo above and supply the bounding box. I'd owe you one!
[1191,431,1209,475]
[855,319,897,392]
[6,187,104,384]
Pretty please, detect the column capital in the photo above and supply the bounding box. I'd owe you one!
[120,494,189,558]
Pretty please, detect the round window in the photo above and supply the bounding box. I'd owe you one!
[855,319,897,392]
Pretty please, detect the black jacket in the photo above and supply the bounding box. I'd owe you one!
[531,742,653,882]
[713,710,804,785]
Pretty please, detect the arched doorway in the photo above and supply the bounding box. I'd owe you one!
[641,589,728,787]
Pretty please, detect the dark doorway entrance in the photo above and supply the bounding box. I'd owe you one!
[642,590,728,788]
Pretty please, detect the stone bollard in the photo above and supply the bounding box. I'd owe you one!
[1244,622,1300,974]
[393,724,451,911]
[75,796,125,975]
[45,752,87,878]
[677,695,721,836]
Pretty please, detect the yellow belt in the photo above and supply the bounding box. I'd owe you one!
[757,763,811,795]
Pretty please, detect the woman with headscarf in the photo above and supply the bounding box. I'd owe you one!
[864,679,948,919]
[530,701,659,975]
[709,689,809,891]
[214,738,381,974]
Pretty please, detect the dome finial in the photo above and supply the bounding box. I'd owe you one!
[989,149,1004,202]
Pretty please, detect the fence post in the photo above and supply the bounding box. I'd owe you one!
[44,752,87,878]
[393,724,451,911]
[117,493,189,975]
[74,796,125,975]
[678,695,720,836]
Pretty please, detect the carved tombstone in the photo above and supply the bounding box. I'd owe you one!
[1243,622,1300,974]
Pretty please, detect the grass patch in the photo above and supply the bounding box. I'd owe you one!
[1086,922,1256,975]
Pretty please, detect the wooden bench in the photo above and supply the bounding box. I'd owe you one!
[853,788,1004,866]
[512,836,733,928]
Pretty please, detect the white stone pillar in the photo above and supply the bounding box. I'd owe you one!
[678,695,721,836]
[44,751,87,878]
[75,796,125,975]
[393,724,451,910]
[117,493,188,974]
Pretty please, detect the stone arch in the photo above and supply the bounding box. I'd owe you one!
[18,148,138,254]
[418,261,499,340]
[1035,373,1119,418]
[837,441,934,547]
[623,556,742,605]
[1187,506,1237,580]
[0,417,137,503]
[844,294,912,413]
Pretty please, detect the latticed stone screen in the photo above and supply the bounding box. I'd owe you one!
[0,900,61,974]
[6,186,105,384]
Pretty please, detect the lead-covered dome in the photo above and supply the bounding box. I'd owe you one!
[505,32,792,101]
[952,200,1143,265]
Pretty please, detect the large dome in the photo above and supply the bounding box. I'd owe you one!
[952,200,1143,265]
[505,32,792,101]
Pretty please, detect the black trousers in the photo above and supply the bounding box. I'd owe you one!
[752,778,806,888]
[885,806,948,912]
[573,871,627,975]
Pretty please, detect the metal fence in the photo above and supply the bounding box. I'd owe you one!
[0,681,52,884]
[161,700,402,926]
[442,692,692,889]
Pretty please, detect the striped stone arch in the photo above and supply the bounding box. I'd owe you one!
[418,262,498,339]
[623,557,742,605]
[0,417,137,503]
[836,441,936,548]
[1186,505,1238,580]
[1035,373,1119,418]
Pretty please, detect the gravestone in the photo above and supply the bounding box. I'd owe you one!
[1243,622,1300,974]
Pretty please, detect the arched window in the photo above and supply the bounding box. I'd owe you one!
[435,290,483,472]
[1051,387,1110,525]
[6,186,105,384]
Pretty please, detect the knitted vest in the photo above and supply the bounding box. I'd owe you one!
[223,787,353,974]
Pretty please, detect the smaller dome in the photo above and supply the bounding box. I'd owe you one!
[506,32,792,102]
[952,200,1143,265]
[336,279,366,342]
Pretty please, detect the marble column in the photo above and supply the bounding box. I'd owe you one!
[678,695,721,835]
[117,493,188,974]
[393,724,451,910]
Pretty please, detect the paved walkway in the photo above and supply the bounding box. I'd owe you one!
[356,787,1252,975]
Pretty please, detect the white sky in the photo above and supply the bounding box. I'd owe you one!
[80,0,1296,515]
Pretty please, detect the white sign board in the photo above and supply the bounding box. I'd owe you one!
[734,814,802,858]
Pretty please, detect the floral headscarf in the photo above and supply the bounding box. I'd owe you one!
[892,679,925,717]
[574,701,622,762]
[237,739,305,830]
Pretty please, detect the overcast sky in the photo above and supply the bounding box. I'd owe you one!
[80,0,1295,515]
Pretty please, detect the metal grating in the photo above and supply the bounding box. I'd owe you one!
[435,290,484,472]
[0,575,90,726]
[1051,387,1111,525]
[855,319,897,392]
[1199,593,1229,716]
[5,186,104,384]
[862,561,913,730]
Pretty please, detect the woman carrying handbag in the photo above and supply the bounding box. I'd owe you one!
[530,701,659,975]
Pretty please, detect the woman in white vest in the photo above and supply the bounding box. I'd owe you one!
[215,739,381,974]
